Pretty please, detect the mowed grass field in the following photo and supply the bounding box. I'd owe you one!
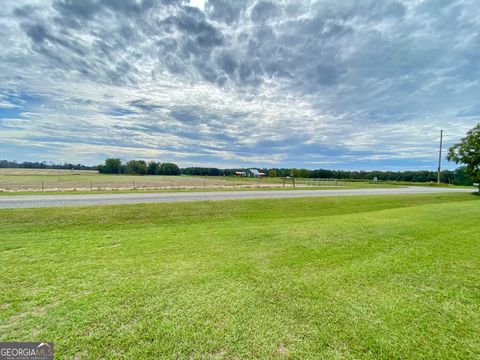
[1,193,479,359]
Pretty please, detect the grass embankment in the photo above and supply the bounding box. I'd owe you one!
[1,193,479,358]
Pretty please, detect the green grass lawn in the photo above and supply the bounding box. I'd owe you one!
[1,194,479,359]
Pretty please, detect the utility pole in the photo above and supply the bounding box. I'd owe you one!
[437,129,443,184]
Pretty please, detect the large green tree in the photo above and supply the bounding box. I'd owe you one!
[159,163,180,175]
[125,160,147,175]
[103,158,122,174]
[147,161,160,175]
[447,124,480,192]
[268,169,277,177]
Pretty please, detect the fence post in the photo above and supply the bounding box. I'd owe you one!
[41,181,44,192]
[283,178,285,188]
[204,179,206,189]
[171,180,173,189]
[132,180,135,190]
[90,181,93,191]
[293,178,296,189]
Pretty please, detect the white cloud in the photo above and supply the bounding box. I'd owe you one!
[190,0,205,12]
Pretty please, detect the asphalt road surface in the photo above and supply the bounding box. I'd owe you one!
[0,187,474,209]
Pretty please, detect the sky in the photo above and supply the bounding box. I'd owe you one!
[0,0,479,170]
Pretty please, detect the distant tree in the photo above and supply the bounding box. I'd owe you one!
[159,163,180,175]
[268,169,277,177]
[104,158,122,174]
[299,169,311,178]
[310,169,333,178]
[291,168,310,178]
[447,124,480,191]
[147,161,160,175]
[125,160,147,175]
[182,167,221,176]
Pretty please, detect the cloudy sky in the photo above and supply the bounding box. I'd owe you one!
[0,0,478,169]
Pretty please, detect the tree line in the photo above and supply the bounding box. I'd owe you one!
[105,162,473,186]
[0,160,96,170]
[181,166,474,185]
[98,158,180,175]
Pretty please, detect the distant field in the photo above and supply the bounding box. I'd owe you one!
[1,193,479,358]
[0,169,279,192]
[0,168,370,193]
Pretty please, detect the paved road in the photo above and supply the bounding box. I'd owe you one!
[0,187,473,209]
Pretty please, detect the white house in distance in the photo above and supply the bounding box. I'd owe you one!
[234,169,266,177]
